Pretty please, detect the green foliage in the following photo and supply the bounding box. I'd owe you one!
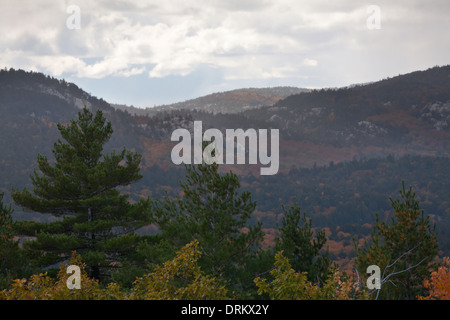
[1,67,448,300]
[275,202,334,283]
[0,193,14,240]
[11,107,149,280]
[0,193,25,289]
[355,181,438,299]
[138,155,450,259]
[254,251,367,300]
[151,162,265,292]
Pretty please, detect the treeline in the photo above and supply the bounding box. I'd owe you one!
[134,154,450,256]
[0,108,448,300]
[250,155,450,232]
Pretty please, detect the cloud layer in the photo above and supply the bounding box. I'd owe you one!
[1,0,449,105]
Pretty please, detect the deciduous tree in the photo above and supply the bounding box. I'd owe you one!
[254,251,366,300]
[419,257,450,300]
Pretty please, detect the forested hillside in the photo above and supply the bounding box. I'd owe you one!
[0,66,449,300]
[113,86,310,115]
[134,154,450,268]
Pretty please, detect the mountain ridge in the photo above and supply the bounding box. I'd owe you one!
[111,86,311,116]
[1,65,449,180]
[1,65,450,264]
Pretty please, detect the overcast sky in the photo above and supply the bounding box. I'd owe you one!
[1,0,449,107]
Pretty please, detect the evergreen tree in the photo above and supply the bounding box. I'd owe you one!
[355,181,438,299]
[151,161,264,292]
[0,193,24,288]
[275,202,334,284]
[11,107,148,280]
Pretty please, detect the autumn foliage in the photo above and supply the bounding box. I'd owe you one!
[1,241,372,300]
[0,251,124,300]
[419,257,450,300]
[254,251,368,300]
[0,241,228,300]
[130,240,229,300]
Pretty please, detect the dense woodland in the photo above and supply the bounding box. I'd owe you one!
[135,155,450,258]
[0,107,448,300]
[0,67,449,300]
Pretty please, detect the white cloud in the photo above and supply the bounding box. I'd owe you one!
[32,55,86,77]
[1,0,449,98]
[302,58,318,67]
[0,0,328,79]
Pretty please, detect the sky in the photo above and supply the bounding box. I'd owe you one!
[1,0,449,108]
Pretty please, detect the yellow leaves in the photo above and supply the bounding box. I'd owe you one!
[130,240,229,300]
[0,241,229,300]
[1,273,55,300]
[254,251,368,300]
[254,251,311,300]
[0,251,113,300]
[1,243,375,301]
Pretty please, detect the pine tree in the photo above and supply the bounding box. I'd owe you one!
[11,107,148,280]
[151,161,264,291]
[275,202,334,284]
[355,181,438,299]
[0,192,24,288]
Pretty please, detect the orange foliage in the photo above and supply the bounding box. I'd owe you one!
[419,257,450,300]
[261,228,278,249]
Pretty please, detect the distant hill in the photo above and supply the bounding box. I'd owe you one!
[0,68,143,199]
[243,65,450,159]
[112,86,310,115]
[2,65,449,178]
[2,65,449,186]
[1,66,450,262]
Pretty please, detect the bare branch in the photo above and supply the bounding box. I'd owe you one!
[373,247,430,300]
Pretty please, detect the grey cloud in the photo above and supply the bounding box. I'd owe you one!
[1,0,449,99]
[7,33,54,55]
